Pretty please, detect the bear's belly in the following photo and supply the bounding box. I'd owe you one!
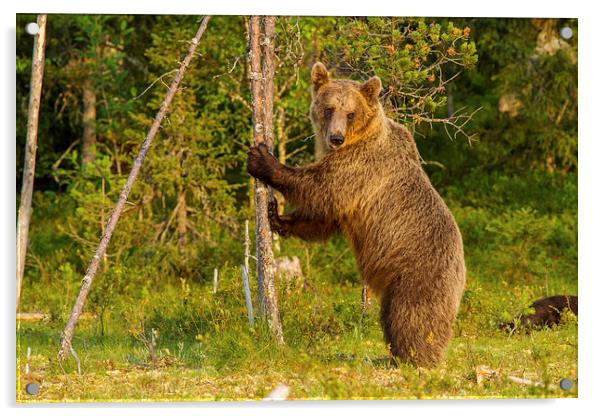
[341,217,463,299]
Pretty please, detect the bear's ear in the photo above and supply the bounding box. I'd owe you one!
[360,76,382,104]
[311,62,330,91]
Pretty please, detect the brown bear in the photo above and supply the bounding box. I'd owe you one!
[247,62,466,367]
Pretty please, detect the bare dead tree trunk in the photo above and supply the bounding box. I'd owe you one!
[244,219,251,280]
[241,265,255,327]
[82,78,97,166]
[58,16,212,367]
[17,14,47,312]
[248,16,284,345]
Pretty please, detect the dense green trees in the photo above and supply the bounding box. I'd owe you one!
[418,18,578,182]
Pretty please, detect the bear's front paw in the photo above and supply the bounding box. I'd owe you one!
[247,144,276,182]
[268,198,279,219]
[267,199,281,230]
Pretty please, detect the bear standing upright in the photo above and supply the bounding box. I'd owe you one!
[247,62,466,367]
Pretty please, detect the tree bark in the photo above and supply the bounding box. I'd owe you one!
[58,16,211,366]
[248,15,284,345]
[17,14,47,312]
[82,78,97,166]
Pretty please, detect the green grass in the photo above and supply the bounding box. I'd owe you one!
[16,172,578,402]
[17,272,577,402]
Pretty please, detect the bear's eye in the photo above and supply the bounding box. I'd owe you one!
[324,108,334,118]
[347,112,355,121]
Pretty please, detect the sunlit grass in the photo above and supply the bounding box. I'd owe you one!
[17,275,577,402]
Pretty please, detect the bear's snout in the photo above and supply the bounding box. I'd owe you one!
[329,134,345,149]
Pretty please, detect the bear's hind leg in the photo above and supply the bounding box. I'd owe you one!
[379,280,454,367]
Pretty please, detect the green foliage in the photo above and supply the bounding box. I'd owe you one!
[420,18,577,176]
[320,17,478,129]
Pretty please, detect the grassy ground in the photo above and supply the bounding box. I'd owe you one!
[16,277,577,402]
[16,172,578,402]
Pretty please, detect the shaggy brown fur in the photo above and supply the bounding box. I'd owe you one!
[503,295,578,331]
[247,62,466,367]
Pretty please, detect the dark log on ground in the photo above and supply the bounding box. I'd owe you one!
[501,295,578,331]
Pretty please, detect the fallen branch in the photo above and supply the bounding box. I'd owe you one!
[57,16,212,370]
[18,312,97,322]
[16,312,48,322]
[475,365,557,389]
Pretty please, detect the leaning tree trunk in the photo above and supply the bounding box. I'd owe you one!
[58,16,211,369]
[82,78,97,166]
[248,15,284,345]
[17,14,47,312]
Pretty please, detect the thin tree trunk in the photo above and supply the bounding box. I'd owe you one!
[244,219,251,280]
[361,284,371,311]
[248,15,284,345]
[82,78,97,166]
[176,185,187,246]
[17,14,47,312]
[275,106,288,217]
[176,149,188,245]
[248,16,266,312]
[58,16,212,366]
[276,107,287,165]
[241,265,255,327]
[273,107,288,252]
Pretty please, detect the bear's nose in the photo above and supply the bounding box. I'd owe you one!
[329,135,345,147]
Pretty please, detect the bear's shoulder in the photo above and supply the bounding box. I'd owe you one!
[386,118,421,163]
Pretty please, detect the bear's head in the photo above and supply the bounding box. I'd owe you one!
[309,62,383,151]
